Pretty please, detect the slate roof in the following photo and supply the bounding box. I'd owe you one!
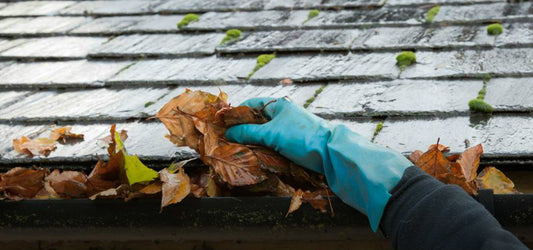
[0,0,532,170]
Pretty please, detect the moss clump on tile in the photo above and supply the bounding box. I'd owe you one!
[487,23,503,36]
[371,122,384,142]
[144,101,155,108]
[220,29,242,45]
[469,99,493,113]
[426,5,440,23]
[246,53,276,80]
[303,85,326,108]
[177,14,199,29]
[304,9,320,23]
[396,51,416,70]
[469,77,493,113]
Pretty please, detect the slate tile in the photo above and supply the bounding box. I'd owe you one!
[401,48,533,79]
[109,57,255,84]
[59,0,162,16]
[303,8,426,28]
[417,25,494,48]
[376,115,533,156]
[251,53,400,82]
[309,79,482,117]
[0,17,90,35]
[434,2,531,23]
[485,77,533,112]
[69,15,180,34]
[0,60,129,87]
[496,22,533,47]
[0,88,169,121]
[143,84,321,115]
[387,0,500,7]
[184,10,307,30]
[219,29,363,53]
[0,90,31,109]
[0,39,28,53]
[0,1,76,16]
[320,0,385,7]
[1,122,193,160]
[357,27,425,49]
[155,0,265,13]
[94,34,224,57]
[0,37,106,58]
[264,0,321,9]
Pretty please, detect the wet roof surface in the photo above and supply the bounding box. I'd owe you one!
[0,0,532,167]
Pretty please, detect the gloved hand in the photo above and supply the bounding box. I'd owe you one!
[225,97,412,232]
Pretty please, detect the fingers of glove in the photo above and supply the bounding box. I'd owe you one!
[225,123,269,146]
[239,97,288,120]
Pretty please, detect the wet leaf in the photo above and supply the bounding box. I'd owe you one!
[205,144,267,186]
[428,143,450,153]
[115,131,158,185]
[216,106,267,127]
[49,126,84,144]
[160,168,190,210]
[0,167,47,198]
[457,144,483,182]
[476,167,519,194]
[303,190,328,213]
[408,150,423,164]
[13,136,56,157]
[89,184,129,200]
[286,189,304,217]
[46,169,89,198]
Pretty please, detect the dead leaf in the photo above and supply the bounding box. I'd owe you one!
[428,143,450,153]
[160,168,190,211]
[13,136,56,157]
[408,150,423,164]
[457,144,483,182]
[216,106,267,127]
[286,189,304,217]
[303,190,328,213]
[0,167,47,198]
[46,169,89,198]
[476,167,519,194]
[279,78,293,86]
[89,184,129,200]
[50,127,84,144]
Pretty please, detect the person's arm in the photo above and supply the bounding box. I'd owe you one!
[382,166,528,250]
[225,97,527,249]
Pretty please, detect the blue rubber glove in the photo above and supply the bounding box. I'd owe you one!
[225,97,412,232]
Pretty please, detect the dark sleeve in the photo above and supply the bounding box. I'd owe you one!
[381,166,529,250]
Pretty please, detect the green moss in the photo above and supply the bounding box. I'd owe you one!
[220,29,242,45]
[371,122,384,142]
[246,53,276,80]
[469,99,494,113]
[477,85,487,99]
[426,5,440,23]
[483,73,491,83]
[304,85,326,108]
[487,23,503,36]
[144,101,155,107]
[396,51,416,70]
[177,14,199,29]
[304,9,320,23]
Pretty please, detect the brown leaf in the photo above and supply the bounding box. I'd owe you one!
[99,129,128,146]
[303,190,328,213]
[160,168,190,210]
[476,167,519,194]
[415,145,477,194]
[216,106,267,127]
[457,144,483,182]
[88,159,122,193]
[49,126,84,144]
[89,184,129,200]
[428,143,450,153]
[408,150,423,164]
[205,144,268,186]
[13,136,56,157]
[34,181,60,199]
[286,189,304,217]
[46,170,89,198]
[0,167,47,198]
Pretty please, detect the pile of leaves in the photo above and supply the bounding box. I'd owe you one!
[2,125,191,210]
[409,140,519,194]
[156,89,332,215]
